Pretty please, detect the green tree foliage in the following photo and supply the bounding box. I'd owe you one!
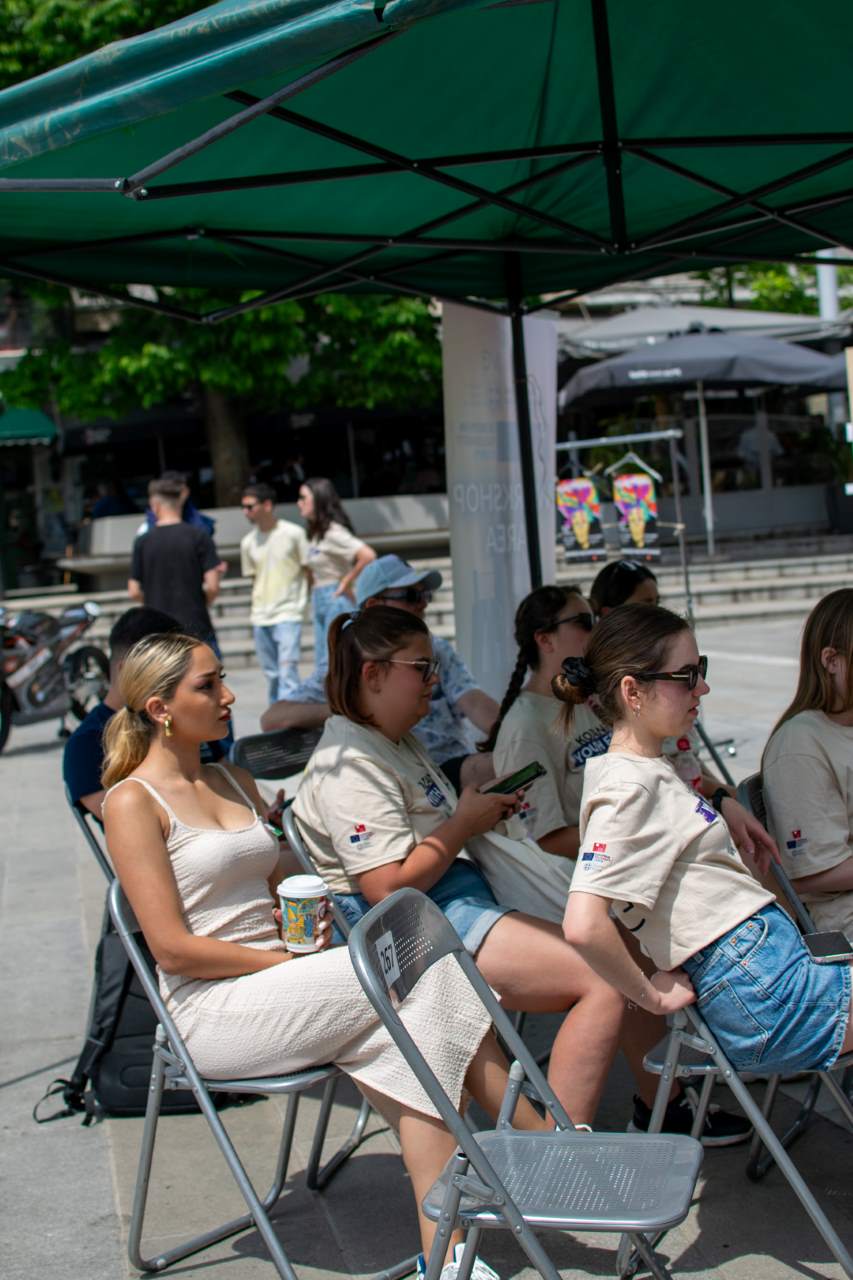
[695,262,853,314]
[0,2,442,502]
[0,1,199,87]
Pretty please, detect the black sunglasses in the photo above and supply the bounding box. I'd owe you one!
[381,586,432,605]
[554,612,595,633]
[636,655,708,691]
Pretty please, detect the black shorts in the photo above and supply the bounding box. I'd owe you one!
[439,753,467,795]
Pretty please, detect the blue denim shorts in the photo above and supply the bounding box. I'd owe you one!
[333,859,514,953]
[682,904,851,1074]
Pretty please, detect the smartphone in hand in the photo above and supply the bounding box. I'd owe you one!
[481,761,546,795]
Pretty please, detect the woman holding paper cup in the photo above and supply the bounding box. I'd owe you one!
[293,607,626,1126]
[100,632,550,1261]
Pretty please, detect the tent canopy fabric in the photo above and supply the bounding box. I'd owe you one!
[0,407,56,445]
[561,331,844,404]
[1,0,853,316]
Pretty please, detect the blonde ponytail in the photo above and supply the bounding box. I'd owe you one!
[102,707,155,789]
[100,632,202,789]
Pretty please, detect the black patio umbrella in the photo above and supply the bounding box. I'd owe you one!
[561,331,845,553]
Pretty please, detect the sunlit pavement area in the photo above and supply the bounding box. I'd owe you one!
[3,616,852,1280]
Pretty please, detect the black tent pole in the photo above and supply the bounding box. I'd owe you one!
[505,252,543,589]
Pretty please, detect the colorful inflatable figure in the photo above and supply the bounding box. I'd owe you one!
[556,477,604,559]
[612,473,659,552]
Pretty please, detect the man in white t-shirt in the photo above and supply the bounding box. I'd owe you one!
[240,482,310,701]
[260,555,499,790]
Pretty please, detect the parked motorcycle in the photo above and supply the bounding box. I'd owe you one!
[0,600,109,754]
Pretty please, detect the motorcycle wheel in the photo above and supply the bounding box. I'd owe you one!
[65,644,110,721]
[0,685,12,754]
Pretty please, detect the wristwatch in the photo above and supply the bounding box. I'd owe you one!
[710,787,729,813]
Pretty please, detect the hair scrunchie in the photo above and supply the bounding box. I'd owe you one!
[561,655,596,697]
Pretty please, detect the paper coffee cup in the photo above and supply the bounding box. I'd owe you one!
[277,873,328,953]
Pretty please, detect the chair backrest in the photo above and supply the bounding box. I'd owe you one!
[65,783,114,883]
[231,728,322,780]
[735,771,816,934]
[281,806,355,938]
[348,887,573,1134]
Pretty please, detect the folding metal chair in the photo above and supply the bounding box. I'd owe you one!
[635,1006,853,1280]
[65,783,113,883]
[107,878,401,1278]
[736,771,853,1179]
[231,727,323,779]
[348,887,703,1280]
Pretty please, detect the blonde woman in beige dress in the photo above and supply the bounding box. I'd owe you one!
[100,632,544,1263]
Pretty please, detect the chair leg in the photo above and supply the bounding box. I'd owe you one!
[629,1231,674,1280]
[306,1081,373,1190]
[688,1014,853,1278]
[818,1067,853,1130]
[687,1072,716,1139]
[128,1036,302,1277]
[746,1072,820,1183]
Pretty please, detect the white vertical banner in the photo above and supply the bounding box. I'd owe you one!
[442,303,557,701]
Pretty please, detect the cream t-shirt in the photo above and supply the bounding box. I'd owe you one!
[240,519,309,626]
[494,694,611,841]
[763,709,853,935]
[306,521,366,588]
[292,714,572,920]
[572,752,774,970]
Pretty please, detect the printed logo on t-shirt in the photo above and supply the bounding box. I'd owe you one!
[786,829,809,854]
[694,798,716,824]
[349,823,372,847]
[418,773,448,809]
[570,724,612,769]
[516,797,534,824]
[580,848,611,869]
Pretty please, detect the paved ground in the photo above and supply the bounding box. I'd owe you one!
[2,617,851,1280]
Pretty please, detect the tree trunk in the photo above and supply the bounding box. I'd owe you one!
[203,385,251,507]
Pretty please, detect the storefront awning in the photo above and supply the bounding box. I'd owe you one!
[0,407,56,445]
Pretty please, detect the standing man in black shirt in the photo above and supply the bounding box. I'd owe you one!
[128,474,221,651]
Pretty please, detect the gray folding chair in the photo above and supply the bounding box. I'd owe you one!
[348,887,703,1280]
[65,783,113,883]
[635,1006,853,1280]
[231,727,323,779]
[736,771,853,1179]
[107,878,404,1279]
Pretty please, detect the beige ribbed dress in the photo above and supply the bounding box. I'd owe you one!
[106,765,490,1120]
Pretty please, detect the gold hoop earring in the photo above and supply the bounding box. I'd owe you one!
[163,714,173,737]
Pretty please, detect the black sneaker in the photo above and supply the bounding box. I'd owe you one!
[628,1087,751,1147]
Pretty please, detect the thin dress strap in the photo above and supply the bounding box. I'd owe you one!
[105,776,180,826]
[210,762,258,815]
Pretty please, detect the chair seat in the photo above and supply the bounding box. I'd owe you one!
[422,1130,702,1233]
[163,1062,338,1094]
[643,1035,717,1077]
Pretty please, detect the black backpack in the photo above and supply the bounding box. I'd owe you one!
[35,904,199,1124]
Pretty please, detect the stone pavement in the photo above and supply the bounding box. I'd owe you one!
[2,619,851,1280]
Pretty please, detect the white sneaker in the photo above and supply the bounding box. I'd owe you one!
[418,1246,500,1280]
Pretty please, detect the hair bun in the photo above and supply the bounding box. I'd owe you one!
[553,655,596,704]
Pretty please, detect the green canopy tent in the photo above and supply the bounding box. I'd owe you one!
[1,0,853,583]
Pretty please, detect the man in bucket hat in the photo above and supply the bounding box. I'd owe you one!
[261,554,498,790]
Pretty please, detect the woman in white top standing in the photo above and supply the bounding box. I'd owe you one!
[763,588,853,939]
[297,477,375,676]
[100,632,546,1266]
[558,604,852,1076]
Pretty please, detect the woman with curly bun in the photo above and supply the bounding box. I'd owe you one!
[559,605,852,1078]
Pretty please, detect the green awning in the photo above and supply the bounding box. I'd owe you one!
[0,0,851,314]
[0,407,57,445]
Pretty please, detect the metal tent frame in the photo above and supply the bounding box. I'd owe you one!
[5,3,853,585]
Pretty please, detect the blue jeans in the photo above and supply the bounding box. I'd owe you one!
[312,583,352,676]
[253,621,303,702]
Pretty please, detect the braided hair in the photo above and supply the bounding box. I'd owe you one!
[479,584,584,752]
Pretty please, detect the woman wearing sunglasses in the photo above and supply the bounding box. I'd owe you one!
[293,606,626,1126]
[559,605,852,1078]
[483,586,600,864]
